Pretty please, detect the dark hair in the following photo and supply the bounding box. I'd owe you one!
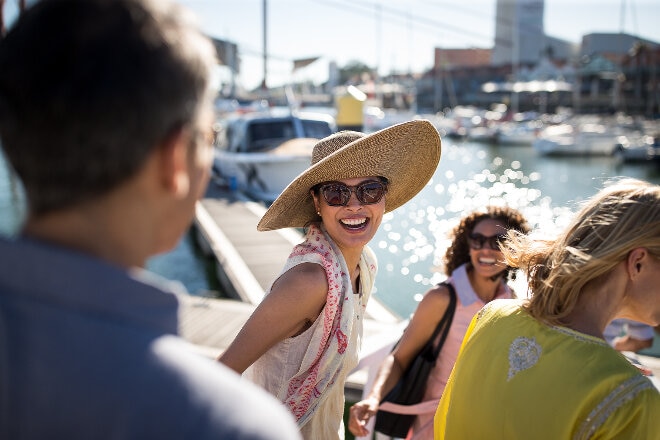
[442,206,530,279]
[0,0,217,216]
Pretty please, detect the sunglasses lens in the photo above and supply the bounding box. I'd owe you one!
[469,233,507,250]
[468,234,482,249]
[319,181,386,206]
[321,185,350,206]
[356,182,385,204]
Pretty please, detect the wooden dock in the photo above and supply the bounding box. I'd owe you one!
[180,180,404,400]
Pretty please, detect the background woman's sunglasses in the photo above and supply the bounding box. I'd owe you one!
[468,232,508,250]
[318,181,387,206]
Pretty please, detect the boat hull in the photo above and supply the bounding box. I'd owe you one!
[214,150,311,202]
[212,110,335,202]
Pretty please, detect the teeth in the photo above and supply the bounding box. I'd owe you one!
[479,257,496,264]
[341,218,366,226]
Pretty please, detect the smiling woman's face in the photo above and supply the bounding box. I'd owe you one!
[468,218,508,277]
[312,176,386,254]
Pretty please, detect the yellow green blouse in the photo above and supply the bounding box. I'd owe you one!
[434,299,660,440]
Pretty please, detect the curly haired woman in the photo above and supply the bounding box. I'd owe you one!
[435,178,660,439]
[349,206,530,439]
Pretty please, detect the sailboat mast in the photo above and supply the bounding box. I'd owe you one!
[261,0,268,90]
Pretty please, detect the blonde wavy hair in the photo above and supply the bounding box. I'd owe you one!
[501,178,660,326]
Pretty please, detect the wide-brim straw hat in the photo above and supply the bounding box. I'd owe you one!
[257,119,441,231]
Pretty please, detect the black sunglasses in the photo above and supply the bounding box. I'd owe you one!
[317,181,387,207]
[468,232,508,250]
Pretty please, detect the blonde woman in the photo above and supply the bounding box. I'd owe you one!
[435,178,660,439]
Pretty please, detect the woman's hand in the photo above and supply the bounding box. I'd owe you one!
[348,396,380,437]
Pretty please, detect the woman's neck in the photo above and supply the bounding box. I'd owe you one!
[558,277,624,339]
[467,266,503,302]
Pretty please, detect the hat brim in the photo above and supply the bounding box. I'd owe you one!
[257,119,441,231]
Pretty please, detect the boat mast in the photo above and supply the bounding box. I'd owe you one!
[261,0,268,91]
[511,1,520,114]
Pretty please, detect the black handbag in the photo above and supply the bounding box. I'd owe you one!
[374,282,457,438]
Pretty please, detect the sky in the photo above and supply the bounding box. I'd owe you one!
[177,0,660,91]
[4,0,660,91]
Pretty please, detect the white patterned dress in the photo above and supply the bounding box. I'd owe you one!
[244,223,377,439]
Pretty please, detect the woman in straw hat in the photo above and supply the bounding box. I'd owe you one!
[435,178,660,439]
[218,120,441,439]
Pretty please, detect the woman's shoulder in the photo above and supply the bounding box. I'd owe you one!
[275,262,328,296]
[282,262,327,283]
[475,298,527,324]
[418,282,454,310]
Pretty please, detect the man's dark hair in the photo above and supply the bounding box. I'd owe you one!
[0,0,217,215]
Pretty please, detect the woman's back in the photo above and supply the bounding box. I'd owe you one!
[435,299,660,439]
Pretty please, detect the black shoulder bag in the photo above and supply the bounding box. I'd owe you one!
[374,282,457,438]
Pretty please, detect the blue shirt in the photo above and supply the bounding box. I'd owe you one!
[0,236,301,440]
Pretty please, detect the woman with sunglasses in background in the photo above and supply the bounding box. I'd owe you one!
[218,121,441,439]
[349,206,529,440]
[435,179,660,439]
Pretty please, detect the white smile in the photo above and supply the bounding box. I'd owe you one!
[340,218,367,227]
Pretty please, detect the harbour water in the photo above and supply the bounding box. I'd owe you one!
[2,140,660,318]
[369,139,660,317]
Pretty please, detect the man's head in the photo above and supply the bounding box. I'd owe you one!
[0,0,217,217]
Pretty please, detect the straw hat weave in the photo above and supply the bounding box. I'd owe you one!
[257,119,441,231]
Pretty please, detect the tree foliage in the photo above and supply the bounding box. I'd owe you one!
[339,60,374,85]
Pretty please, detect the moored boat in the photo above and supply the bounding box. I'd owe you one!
[213,110,337,202]
[495,120,543,145]
[532,116,638,156]
[614,134,659,162]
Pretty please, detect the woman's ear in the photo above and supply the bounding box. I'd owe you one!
[311,189,321,214]
[627,247,647,278]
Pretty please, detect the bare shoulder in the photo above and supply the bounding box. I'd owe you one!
[394,283,454,361]
[275,262,327,291]
[269,262,329,315]
[417,283,453,315]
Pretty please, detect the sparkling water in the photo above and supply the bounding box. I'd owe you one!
[2,140,659,316]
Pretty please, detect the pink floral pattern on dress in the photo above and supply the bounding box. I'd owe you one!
[336,329,348,354]
[281,223,356,426]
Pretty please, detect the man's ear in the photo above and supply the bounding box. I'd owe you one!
[158,127,191,198]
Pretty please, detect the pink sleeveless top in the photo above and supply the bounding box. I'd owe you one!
[407,264,513,440]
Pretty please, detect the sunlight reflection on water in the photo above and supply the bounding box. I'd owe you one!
[369,139,656,318]
[2,138,659,310]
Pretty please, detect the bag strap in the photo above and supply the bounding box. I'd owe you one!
[429,281,457,360]
[390,282,457,357]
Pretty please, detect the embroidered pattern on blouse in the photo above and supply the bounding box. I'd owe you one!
[550,325,610,347]
[573,375,654,440]
[477,302,493,320]
[507,336,542,381]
